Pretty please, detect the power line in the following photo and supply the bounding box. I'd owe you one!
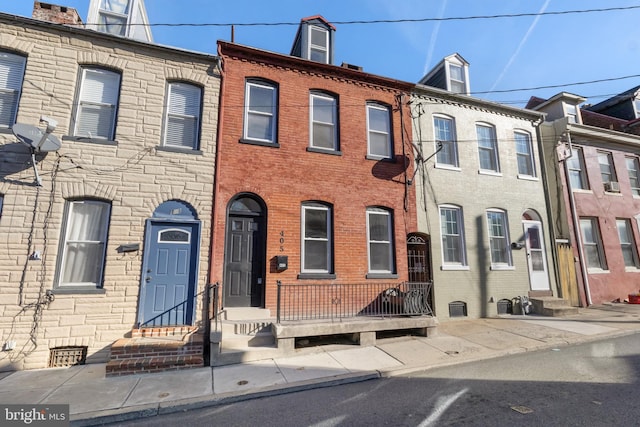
[87,5,640,27]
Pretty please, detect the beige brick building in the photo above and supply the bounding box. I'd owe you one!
[412,55,557,319]
[0,9,219,370]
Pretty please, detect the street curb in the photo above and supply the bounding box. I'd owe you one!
[70,371,380,426]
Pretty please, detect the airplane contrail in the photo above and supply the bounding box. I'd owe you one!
[490,0,551,91]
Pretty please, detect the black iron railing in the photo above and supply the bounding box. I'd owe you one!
[276,281,433,323]
[139,297,193,327]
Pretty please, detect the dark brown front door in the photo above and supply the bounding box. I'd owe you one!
[224,196,266,307]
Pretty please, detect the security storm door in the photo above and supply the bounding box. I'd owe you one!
[523,220,550,291]
[139,222,199,326]
[225,196,266,307]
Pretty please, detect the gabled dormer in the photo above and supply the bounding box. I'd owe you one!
[419,53,470,95]
[86,0,153,42]
[290,15,336,64]
[526,92,586,124]
[585,86,640,121]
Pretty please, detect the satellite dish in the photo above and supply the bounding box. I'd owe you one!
[12,123,61,153]
[11,117,61,186]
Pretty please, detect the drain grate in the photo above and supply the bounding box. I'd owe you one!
[48,346,87,368]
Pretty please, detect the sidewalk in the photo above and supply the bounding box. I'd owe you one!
[1,303,639,426]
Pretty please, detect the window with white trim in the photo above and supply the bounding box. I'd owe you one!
[310,92,337,150]
[434,115,458,167]
[57,200,111,288]
[598,151,617,187]
[439,205,466,265]
[367,103,392,159]
[163,82,202,149]
[301,203,332,273]
[367,207,395,273]
[617,219,640,268]
[97,0,130,36]
[244,80,277,143]
[73,67,121,140]
[567,148,589,190]
[476,124,499,172]
[448,63,466,94]
[0,51,26,128]
[580,218,606,270]
[486,209,512,267]
[626,156,640,196]
[515,131,535,177]
[309,26,329,63]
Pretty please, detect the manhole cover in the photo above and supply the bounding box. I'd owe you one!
[237,380,249,386]
[158,392,170,398]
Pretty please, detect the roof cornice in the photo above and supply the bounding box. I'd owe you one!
[218,41,414,92]
[413,83,544,122]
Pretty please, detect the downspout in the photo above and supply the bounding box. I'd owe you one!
[562,130,592,306]
[534,117,561,296]
[209,48,226,296]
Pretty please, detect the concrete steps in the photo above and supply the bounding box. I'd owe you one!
[530,297,579,317]
[210,308,279,366]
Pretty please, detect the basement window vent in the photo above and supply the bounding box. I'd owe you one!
[48,346,87,368]
[497,299,513,315]
[448,301,467,317]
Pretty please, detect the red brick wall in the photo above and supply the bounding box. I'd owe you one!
[32,2,83,25]
[212,42,417,311]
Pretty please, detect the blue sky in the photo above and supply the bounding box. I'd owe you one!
[5,0,640,107]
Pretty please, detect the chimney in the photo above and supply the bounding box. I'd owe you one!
[32,2,83,26]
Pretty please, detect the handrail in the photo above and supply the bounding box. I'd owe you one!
[276,281,433,323]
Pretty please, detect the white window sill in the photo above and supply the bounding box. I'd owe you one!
[478,170,502,177]
[603,191,622,196]
[441,264,470,271]
[572,188,592,194]
[490,265,515,271]
[517,174,538,181]
[624,267,640,272]
[435,164,461,172]
[587,268,609,274]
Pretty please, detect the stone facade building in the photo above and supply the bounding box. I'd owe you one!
[0,8,219,370]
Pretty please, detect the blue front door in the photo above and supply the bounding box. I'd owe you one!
[139,222,199,326]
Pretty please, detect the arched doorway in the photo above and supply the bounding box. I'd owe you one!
[138,200,200,327]
[407,232,434,313]
[224,194,267,307]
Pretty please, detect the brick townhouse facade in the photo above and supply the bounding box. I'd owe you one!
[0,7,219,370]
[211,16,419,315]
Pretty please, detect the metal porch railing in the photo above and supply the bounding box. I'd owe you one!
[276,281,433,323]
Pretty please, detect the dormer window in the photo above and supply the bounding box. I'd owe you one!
[290,16,335,64]
[565,103,579,123]
[87,0,153,42]
[309,26,329,63]
[448,64,466,94]
[97,0,129,36]
[419,53,470,95]
[634,97,640,119]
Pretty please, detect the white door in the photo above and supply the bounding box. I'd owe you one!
[523,220,550,291]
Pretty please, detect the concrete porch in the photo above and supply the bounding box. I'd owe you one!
[210,307,439,366]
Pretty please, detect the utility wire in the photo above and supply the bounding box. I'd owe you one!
[86,5,640,27]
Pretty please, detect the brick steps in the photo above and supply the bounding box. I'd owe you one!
[106,330,205,376]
